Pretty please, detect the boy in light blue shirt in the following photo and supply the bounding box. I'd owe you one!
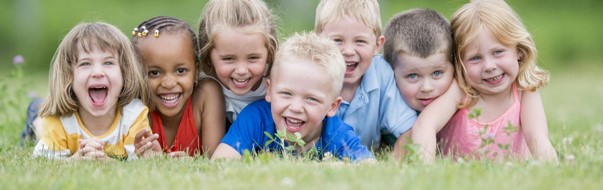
[315,0,417,150]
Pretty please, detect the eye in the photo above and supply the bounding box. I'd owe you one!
[103,61,114,65]
[493,49,505,56]
[306,97,320,103]
[148,70,160,78]
[468,56,481,63]
[355,40,368,45]
[176,68,188,75]
[221,57,234,61]
[407,73,418,80]
[332,38,343,44]
[432,70,443,77]
[78,62,90,67]
[279,91,292,96]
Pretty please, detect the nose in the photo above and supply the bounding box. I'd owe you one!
[341,43,355,57]
[287,98,304,114]
[234,62,249,76]
[483,57,497,72]
[161,74,176,89]
[91,64,105,78]
[420,79,434,93]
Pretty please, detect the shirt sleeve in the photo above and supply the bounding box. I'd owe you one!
[334,127,374,162]
[32,117,72,159]
[376,57,417,136]
[124,106,150,160]
[220,102,266,155]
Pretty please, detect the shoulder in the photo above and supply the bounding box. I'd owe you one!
[193,78,225,108]
[370,55,394,75]
[239,99,271,118]
[122,98,147,116]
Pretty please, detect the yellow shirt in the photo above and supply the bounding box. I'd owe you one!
[33,99,149,160]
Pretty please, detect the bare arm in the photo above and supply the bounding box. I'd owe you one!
[196,79,226,157]
[409,81,463,163]
[520,90,558,163]
[210,143,242,160]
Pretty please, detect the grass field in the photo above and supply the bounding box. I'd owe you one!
[0,63,602,189]
[1,0,603,189]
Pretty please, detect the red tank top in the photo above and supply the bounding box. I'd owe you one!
[151,98,201,156]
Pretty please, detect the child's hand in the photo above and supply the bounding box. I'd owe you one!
[70,139,108,160]
[168,151,191,159]
[134,129,162,158]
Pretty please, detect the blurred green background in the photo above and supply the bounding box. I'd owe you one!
[1,0,602,96]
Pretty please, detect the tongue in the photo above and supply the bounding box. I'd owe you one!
[346,65,355,73]
[89,88,108,103]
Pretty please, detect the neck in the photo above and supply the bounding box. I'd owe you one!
[479,86,513,104]
[341,80,361,102]
[159,109,186,129]
[79,108,117,136]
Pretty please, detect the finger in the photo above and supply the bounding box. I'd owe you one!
[151,140,162,151]
[168,151,188,158]
[136,142,152,156]
[84,151,106,159]
[135,129,151,144]
[83,141,105,151]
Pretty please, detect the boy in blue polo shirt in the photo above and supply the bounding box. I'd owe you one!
[314,0,417,150]
[211,32,374,162]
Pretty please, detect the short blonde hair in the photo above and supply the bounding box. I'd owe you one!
[198,0,278,77]
[452,0,549,108]
[40,22,148,117]
[383,8,453,68]
[314,0,382,38]
[272,32,345,96]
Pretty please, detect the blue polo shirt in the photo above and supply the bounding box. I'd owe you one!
[336,55,418,150]
[221,100,374,162]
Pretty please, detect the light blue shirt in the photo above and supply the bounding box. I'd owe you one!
[336,55,417,150]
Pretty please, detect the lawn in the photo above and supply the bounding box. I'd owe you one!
[1,63,602,189]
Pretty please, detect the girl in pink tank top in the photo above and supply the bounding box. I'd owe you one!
[408,0,558,163]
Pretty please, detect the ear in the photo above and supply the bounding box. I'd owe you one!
[326,96,342,117]
[373,35,385,55]
[265,79,272,102]
[517,49,524,63]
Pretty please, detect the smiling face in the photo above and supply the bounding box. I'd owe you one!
[137,33,197,118]
[319,16,382,87]
[394,52,454,111]
[72,49,123,118]
[209,27,268,95]
[461,27,520,96]
[266,56,341,145]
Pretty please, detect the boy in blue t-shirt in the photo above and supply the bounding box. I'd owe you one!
[211,32,374,162]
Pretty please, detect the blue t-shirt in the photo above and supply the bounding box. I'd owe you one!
[336,55,417,150]
[221,100,374,161]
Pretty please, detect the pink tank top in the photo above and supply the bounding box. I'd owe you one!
[437,85,530,160]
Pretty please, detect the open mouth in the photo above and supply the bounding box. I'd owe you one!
[345,61,359,74]
[89,86,108,106]
[232,78,251,88]
[483,74,504,85]
[158,93,180,107]
[284,117,305,133]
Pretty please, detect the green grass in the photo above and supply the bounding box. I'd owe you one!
[1,63,603,189]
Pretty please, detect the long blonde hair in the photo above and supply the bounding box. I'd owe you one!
[40,22,148,117]
[451,0,549,108]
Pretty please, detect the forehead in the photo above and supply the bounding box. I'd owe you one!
[396,52,451,70]
[273,58,334,93]
[137,34,196,64]
[321,16,376,38]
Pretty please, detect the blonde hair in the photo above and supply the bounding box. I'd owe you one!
[451,0,549,108]
[198,0,277,77]
[272,32,345,96]
[383,8,453,68]
[314,0,382,38]
[40,22,148,117]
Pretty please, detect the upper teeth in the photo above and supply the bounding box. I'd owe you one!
[486,74,502,82]
[287,118,302,124]
[234,78,247,83]
[161,94,178,100]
